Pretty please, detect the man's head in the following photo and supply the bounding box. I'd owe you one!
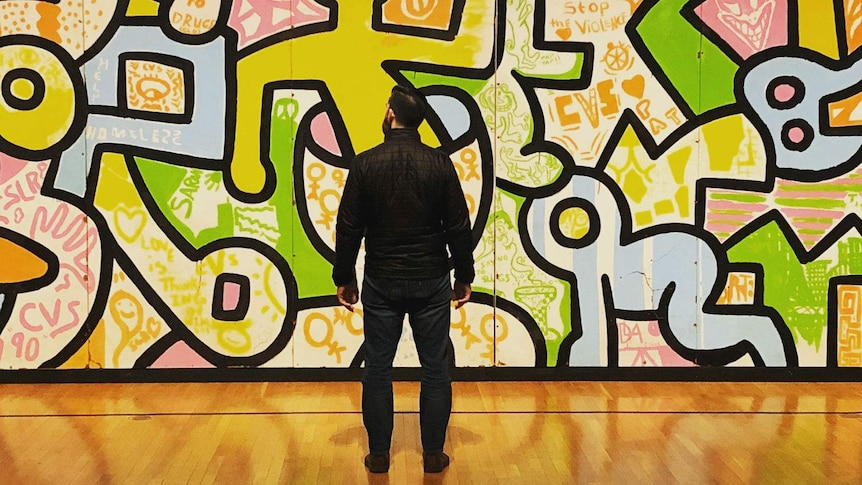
[384,85,426,130]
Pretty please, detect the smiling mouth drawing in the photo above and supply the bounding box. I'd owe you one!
[718,4,774,51]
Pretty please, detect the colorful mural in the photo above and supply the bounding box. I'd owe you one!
[2,0,862,374]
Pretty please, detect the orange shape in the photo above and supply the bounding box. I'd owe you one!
[382,0,455,30]
[0,236,50,285]
[828,89,862,128]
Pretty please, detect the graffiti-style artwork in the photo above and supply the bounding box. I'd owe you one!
[2,0,862,377]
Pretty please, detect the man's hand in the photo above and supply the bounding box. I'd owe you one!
[337,280,359,312]
[452,280,471,309]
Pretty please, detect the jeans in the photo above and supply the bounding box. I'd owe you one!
[360,274,453,454]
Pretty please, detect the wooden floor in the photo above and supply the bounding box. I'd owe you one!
[0,381,859,484]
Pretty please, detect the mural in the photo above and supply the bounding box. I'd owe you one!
[2,0,862,375]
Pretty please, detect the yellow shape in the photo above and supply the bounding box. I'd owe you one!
[93,152,144,211]
[622,171,648,203]
[9,78,35,100]
[0,44,76,152]
[634,210,653,226]
[126,0,159,17]
[559,207,591,240]
[798,0,839,59]
[654,199,675,216]
[666,146,691,183]
[233,0,493,194]
[0,237,49,284]
[702,115,744,172]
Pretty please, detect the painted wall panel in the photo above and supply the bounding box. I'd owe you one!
[0,0,860,375]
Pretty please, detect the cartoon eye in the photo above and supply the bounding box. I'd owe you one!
[135,77,171,102]
[716,0,742,15]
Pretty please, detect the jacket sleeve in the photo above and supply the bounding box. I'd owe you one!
[441,157,475,284]
[332,159,365,286]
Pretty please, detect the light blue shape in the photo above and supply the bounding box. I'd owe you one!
[742,51,862,174]
[426,95,470,140]
[54,136,88,197]
[55,26,228,197]
[525,173,790,367]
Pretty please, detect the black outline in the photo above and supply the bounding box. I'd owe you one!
[549,197,600,249]
[1,68,46,111]
[780,118,814,152]
[766,75,805,110]
[113,52,195,124]
[211,273,251,322]
[1,366,861,382]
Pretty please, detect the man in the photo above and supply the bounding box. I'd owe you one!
[332,85,474,474]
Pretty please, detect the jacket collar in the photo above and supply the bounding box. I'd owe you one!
[384,128,421,142]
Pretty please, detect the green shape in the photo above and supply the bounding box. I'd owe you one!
[513,54,586,82]
[135,159,234,247]
[269,97,337,299]
[780,184,862,192]
[496,190,571,366]
[710,193,767,203]
[725,222,862,351]
[402,71,491,96]
[774,198,846,209]
[635,0,738,114]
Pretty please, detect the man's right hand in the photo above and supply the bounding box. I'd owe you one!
[452,280,471,309]
[337,280,359,312]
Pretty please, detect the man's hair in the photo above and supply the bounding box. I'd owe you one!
[388,85,426,128]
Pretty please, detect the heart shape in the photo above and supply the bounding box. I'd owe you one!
[622,75,645,99]
[115,206,146,243]
[555,27,572,41]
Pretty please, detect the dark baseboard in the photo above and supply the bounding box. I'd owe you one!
[0,367,859,383]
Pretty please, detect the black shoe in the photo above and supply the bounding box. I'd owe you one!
[423,452,450,473]
[364,452,390,473]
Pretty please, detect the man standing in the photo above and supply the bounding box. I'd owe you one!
[332,85,474,474]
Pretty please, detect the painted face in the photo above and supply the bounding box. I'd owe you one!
[714,0,776,50]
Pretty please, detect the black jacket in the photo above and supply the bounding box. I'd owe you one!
[332,128,474,286]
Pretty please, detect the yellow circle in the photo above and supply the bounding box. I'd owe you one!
[9,77,35,101]
[559,207,591,240]
[0,44,76,152]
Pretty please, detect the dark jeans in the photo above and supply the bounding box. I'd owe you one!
[360,274,452,454]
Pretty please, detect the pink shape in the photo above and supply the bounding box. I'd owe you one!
[0,153,30,185]
[149,341,215,368]
[787,126,805,144]
[228,0,331,50]
[773,83,795,103]
[695,0,788,60]
[656,347,697,367]
[310,111,342,156]
[222,281,242,312]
